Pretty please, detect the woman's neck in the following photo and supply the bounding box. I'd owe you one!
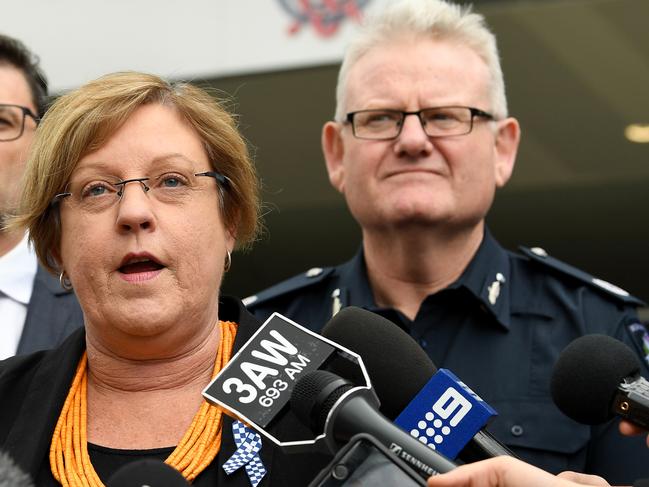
[86,321,220,392]
[84,322,221,448]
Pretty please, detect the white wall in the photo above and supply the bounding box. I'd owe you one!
[2,0,378,92]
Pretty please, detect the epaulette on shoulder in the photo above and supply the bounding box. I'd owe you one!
[243,266,336,308]
[518,246,646,306]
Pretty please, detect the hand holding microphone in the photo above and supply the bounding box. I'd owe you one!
[426,457,610,487]
[426,457,649,487]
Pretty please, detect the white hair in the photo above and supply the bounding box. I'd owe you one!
[335,0,508,121]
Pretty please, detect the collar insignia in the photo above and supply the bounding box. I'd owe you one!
[487,273,506,306]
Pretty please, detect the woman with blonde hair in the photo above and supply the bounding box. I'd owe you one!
[0,71,327,486]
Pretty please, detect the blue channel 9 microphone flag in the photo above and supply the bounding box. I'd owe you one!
[394,369,497,460]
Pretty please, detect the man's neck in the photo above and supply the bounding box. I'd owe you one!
[0,229,25,258]
[362,222,484,321]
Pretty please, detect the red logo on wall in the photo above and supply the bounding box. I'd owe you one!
[278,0,372,37]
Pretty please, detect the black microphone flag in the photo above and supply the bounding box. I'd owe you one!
[202,312,373,451]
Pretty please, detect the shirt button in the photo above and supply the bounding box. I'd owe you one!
[419,338,428,348]
[511,425,524,437]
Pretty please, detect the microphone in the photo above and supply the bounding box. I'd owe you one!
[290,369,457,479]
[0,451,34,487]
[551,334,649,428]
[203,312,374,450]
[106,459,189,486]
[321,306,516,462]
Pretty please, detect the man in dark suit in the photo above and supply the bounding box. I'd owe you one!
[0,34,82,359]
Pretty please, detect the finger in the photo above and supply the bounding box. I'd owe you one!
[619,420,644,436]
[557,470,610,486]
[427,457,577,487]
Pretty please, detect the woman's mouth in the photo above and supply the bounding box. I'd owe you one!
[118,254,165,282]
[119,260,164,274]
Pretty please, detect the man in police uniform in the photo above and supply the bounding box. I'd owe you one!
[245,0,649,482]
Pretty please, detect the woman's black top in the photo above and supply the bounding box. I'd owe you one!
[0,296,330,486]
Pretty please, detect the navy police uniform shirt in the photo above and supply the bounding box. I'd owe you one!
[246,229,649,484]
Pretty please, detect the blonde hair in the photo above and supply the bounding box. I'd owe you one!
[335,0,507,120]
[10,71,260,274]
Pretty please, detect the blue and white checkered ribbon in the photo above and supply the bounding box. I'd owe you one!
[222,420,267,487]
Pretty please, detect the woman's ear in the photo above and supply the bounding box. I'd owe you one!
[225,224,237,252]
[50,246,63,271]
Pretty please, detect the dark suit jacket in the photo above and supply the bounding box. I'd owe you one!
[15,264,83,355]
[0,296,329,486]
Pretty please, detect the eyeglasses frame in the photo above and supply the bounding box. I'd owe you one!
[0,103,40,142]
[51,171,230,208]
[344,106,496,140]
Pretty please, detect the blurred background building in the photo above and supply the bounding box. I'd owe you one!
[3,0,648,316]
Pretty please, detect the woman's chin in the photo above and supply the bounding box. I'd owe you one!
[87,306,178,338]
[94,320,189,359]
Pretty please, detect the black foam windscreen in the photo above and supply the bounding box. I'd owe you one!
[106,459,189,486]
[291,370,353,434]
[551,334,641,425]
[321,306,436,419]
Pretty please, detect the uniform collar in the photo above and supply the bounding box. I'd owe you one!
[337,247,380,310]
[0,233,38,304]
[339,229,512,330]
[455,228,511,330]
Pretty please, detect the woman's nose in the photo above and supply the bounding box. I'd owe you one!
[114,181,156,233]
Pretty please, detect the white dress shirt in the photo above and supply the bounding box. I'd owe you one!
[0,233,38,359]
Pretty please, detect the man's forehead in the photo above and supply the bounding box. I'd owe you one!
[0,63,36,110]
[344,38,491,109]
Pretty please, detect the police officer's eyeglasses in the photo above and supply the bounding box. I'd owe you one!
[344,106,496,140]
[0,104,40,142]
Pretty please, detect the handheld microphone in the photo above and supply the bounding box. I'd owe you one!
[321,306,516,462]
[106,459,189,486]
[0,451,34,487]
[291,369,457,479]
[551,334,649,428]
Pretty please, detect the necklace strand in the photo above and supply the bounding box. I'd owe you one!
[50,320,237,486]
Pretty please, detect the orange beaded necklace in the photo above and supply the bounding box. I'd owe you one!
[50,320,238,486]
